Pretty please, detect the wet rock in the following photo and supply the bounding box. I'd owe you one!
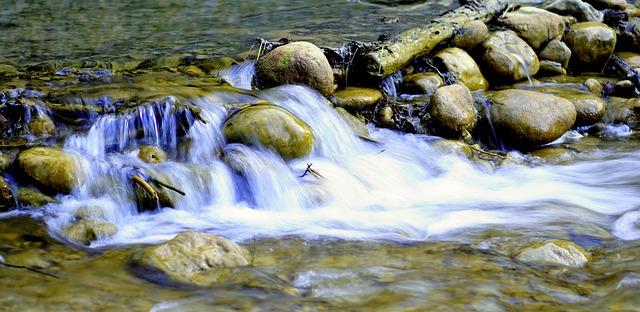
[584,78,603,96]
[332,87,382,111]
[401,73,443,95]
[255,41,334,96]
[134,177,175,211]
[616,17,640,52]
[514,239,591,268]
[614,80,636,98]
[488,89,577,149]
[178,65,206,78]
[432,47,488,91]
[222,102,314,161]
[539,39,572,68]
[0,64,20,78]
[334,107,369,137]
[0,176,14,211]
[63,219,117,246]
[432,139,474,158]
[0,152,11,172]
[498,6,566,51]
[545,0,603,22]
[132,231,249,286]
[537,60,568,76]
[606,97,640,124]
[563,22,616,70]
[451,20,489,51]
[615,52,640,70]
[138,146,167,164]
[481,30,539,84]
[377,106,396,129]
[14,147,87,195]
[28,114,56,136]
[535,86,605,126]
[17,187,60,207]
[428,84,476,138]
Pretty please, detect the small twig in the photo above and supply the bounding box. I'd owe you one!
[300,163,327,180]
[150,178,186,196]
[132,175,159,202]
[1,262,61,279]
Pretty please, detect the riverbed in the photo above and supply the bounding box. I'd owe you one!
[1,0,640,311]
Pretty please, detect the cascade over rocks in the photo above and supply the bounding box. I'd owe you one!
[254,41,334,96]
[222,102,314,161]
[14,147,88,195]
[132,231,249,286]
[487,89,577,149]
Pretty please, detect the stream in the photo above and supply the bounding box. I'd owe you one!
[2,0,640,311]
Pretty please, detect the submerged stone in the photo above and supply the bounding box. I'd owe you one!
[514,239,591,268]
[222,102,314,160]
[63,219,117,246]
[17,187,60,207]
[132,231,249,286]
[138,146,167,164]
[28,114,56,136]
[254,41,334,96]
[334,107,369,137]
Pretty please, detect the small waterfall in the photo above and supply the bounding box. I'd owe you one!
[213,60,256,90]
[381,71,402,99]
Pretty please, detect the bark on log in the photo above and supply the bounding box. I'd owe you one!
[360,0,512,79]
[608,55,640,97]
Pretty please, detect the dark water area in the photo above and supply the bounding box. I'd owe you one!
[0,0,453,66]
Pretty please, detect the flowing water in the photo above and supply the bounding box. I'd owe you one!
[2,1,640,311]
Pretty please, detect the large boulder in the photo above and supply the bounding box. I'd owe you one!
[481,30,540,84]
[254,41,334,96]
[498,6,566,51]
[428,84,476,138]
[563,22,616,70]
[432,47,489,91]
[222,102,314,160]
[63,219,117,246]
[534,86,606,126]
[132,231,249,286]
[488,89,577,149]
[14,147,87,195]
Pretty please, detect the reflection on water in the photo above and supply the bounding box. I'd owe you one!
[0,0,448,65]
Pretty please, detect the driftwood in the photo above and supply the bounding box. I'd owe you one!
[359,0,511,79]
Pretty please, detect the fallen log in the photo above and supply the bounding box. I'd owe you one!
[358,0,512,79]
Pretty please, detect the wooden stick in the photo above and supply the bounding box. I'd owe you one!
[359,0,511,79]
[132,175,159,202]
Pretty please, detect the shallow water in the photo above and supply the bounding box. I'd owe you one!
[2,0,640,311]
